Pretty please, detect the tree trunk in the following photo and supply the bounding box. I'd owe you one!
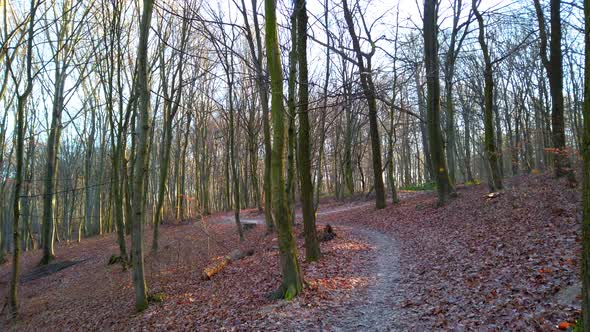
[84,105,95,237]
[474,0,503,192]
[41,70,67,265]
[342,0,386,209]
[286,9,298,227]
[239,0,274,232]
[265,0,303,299]
[415,65,433,182]
[10,0,36,318]
[461,97,475,182]
[177,112,191,220]
[534,0,576,184]
[581,0,590,329]
[314,0,330,212]
[229,74,244,241]
[424,0,455,204]
[296,0,320,262]
[131,0,154,312]
[153,112,173,251]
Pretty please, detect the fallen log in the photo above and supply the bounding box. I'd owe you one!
[201,248,254,280]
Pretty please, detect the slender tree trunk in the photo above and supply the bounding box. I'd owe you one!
[85,104,96,237]
[286,7,298,228]
[265,0,303,299]
[473,0,503,192]
[415,65,433,182]
[582,0,590,328]
[114,145,128,258]
[443,0,469,185]
[387,112,399,203]
[424,0,455,204]
[229,78,244,241]
[296,0,320,262]
[224,137,231,211]
[153,111,173,251]
[342,0,386,209]
[153,19,187,250]
[461,97,475,182]
[239,0,274,232]
[41,77,66,265]
[177,112,190,220]
[534,0,576,184]
[249,138,262,212]
[445,85,457,184]
[131,0,154,311]
[10,0,36,318]
[314,0,330,212]
[343,106,354,195]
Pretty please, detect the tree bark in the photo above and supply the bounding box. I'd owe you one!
[286,9,298,227]
[314,0,330,212]
[473,0,503,192]
[10,0,37,318]
[581,0,590,329]
[415,64,433,182]
[443,0,469,185]
[534,0,576,184]
[131,0,154,312]
[296,0,321,262]
[265,0,303,299]
[424,0,455,204]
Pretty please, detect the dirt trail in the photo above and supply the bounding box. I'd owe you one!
[222,201,404,331]
[322,228,403,331]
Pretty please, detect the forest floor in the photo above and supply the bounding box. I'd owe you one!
[0,173,582,331]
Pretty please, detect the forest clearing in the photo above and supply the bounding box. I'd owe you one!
[2,0,590,330]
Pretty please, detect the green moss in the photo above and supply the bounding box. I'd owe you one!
[399,182,437,191]
[464,179,481,186]
[572,320,581,332]
[147,292,166,303]
[135,300,149,312]
[284,284,298,301]
[108,255,121,265]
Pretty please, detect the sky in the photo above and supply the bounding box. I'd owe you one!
[0,0,530,144]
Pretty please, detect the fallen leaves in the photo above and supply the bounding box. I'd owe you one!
[0,205,378,331]
[0,173,580,331]
[328,174,581,330]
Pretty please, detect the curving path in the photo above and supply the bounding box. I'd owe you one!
[324,228,403,331]
[219,200,405,331]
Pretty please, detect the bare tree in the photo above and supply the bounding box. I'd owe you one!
[130,0,154,311]
[424,0,456,204]
[534,0,576,185]
[265,0,303,299]
[296,0,320,261]
[8,0,38,319]
[581,0,590,329]
[342,0,386,209]
[473,0,503,192]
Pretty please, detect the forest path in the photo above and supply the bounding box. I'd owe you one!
[322,227,403,331]
[219,199,405,330]
[217,200,376,226]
